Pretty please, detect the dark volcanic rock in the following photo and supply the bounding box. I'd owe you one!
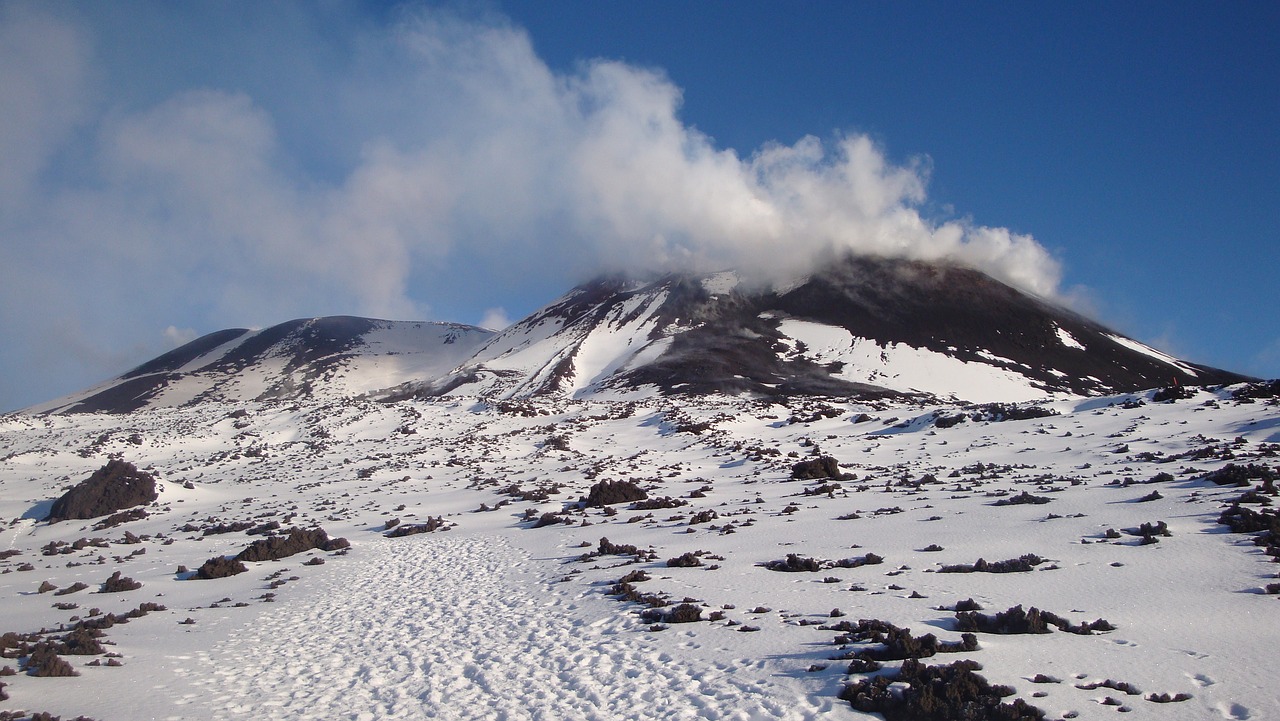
[100,571,142,593]
[791,456,843,480]
[195,556,248,579]
[840,658,1044,720]
[234,527,349,562]
[583,480,648,507]
[46,460,158,523]
[384,517,448,537]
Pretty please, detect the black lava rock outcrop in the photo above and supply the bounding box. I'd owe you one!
[791,456,843,480]
[582,480,648,507]
[235,527,350,563]
[840,658,1044,720]
[46,460,158,523]
[195,556,248,579]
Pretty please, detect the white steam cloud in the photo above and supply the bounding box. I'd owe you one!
[0,4,1061,409]
[479,308,513,332]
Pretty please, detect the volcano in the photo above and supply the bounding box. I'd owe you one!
[31,255,1248,414]
[395,255,1247,404]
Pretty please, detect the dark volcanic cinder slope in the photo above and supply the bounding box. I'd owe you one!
[605,275,903,398]
[120,328,252,379]
[396,271,906,401]
[187,316,383,403]
[763,256,1247,396]
[418,254,1248,403]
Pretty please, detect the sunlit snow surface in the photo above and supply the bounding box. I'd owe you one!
[776,318,1050,402]
[27,320,494,414]
[1055,324,1087,351]
[449,289,674,399]
[1,385,1278,720]
[1105,334,1200,378]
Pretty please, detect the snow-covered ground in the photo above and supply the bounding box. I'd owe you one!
[1,383,1277,720]
[26,319,494,415]
[774,318,1051,402]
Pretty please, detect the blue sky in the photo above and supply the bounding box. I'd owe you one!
[1,1,1276,411]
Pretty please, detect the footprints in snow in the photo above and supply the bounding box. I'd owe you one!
[1190,672,1217,687]
[189,534,819,720]
[1220,702,1251,720]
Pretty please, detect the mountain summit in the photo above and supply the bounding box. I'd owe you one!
[30,256,1248,413]
[398,255,1247,403]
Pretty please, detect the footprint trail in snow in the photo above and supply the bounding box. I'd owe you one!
[190,534,827,720]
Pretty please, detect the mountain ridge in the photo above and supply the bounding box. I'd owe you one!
[26,317,495,414]
[23,256,1252,414]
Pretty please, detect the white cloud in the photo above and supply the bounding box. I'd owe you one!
[479,308,512,331]
[163,325,198,348]
[0,2,90,213]
[0,4,1066,409]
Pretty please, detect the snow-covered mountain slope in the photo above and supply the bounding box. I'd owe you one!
[2,382,1279,720]
[29,317,495,414]
[33,256,1247,415]
[402,256,1248,404]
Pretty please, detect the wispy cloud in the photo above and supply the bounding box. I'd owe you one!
[479,308,512,331]
[0,3,1062,409]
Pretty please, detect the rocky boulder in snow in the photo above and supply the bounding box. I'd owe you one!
[235,527,350,563]
[582,479,649,507]
[791,456,844,480]
[46,460,158,523]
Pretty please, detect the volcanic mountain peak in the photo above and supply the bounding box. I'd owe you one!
[408,255,1246,403]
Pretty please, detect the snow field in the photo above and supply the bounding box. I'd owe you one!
[0,384,1277,720]
[774,319,1051,403]
[182,533,828,721]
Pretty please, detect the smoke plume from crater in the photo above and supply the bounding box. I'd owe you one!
[0,4,1062,408]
